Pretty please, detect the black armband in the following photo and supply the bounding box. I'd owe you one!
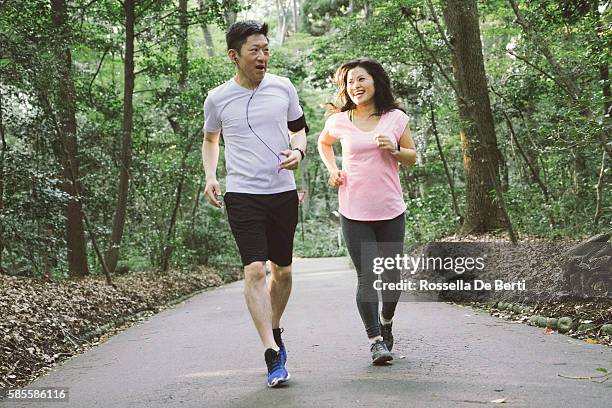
[288,114,309,134]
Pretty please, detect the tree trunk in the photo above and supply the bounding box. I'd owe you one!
[602,64,610,116]
[364,1,373,20]
[50,0,89,277]
[161,0,191,271]
[105,0,135,273]
[309,161,319,200]
[292,0,299,32]
[299,154,310,213]
[224,10,236,27]
[594,150,606,225]
[276,0,288,46]
[189,175,204,235]
[443,0,513,237]
[0,91,6,272]
[502,110,550,201]
[197,0,215,57]
[430,103,462,223]
[411,114,428,197]
[177,0,188,88]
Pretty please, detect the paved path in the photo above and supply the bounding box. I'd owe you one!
[2,258,610,407]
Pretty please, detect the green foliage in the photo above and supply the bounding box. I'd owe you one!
[1,0,610,280]
[301,0,351,35]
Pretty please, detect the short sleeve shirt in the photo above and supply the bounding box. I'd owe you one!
[203,73,303,194]
[323,109,409,221]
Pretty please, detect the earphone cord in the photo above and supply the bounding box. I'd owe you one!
[246,86,285,171]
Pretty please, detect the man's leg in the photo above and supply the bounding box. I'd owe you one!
[224,192,288,386]
[243,261,277,350]
[269,262,292,329]
[266,190,298,331]
[265,190,298,369]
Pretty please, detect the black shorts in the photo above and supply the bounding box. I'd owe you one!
[224,190,298,267]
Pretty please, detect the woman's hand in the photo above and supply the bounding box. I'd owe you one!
[328,169,346,188]
[373,134,397,154]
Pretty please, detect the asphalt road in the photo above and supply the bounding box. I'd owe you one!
[2,257,611,407]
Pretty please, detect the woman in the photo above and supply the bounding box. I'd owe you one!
[317,58,417,364]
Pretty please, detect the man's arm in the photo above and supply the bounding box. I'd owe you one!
[202,130,222,208]
[280,78,308,170]
[279,127,306,170]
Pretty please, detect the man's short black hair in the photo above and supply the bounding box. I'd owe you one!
[226,20,269,53]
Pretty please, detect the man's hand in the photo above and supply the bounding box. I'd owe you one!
[204,179,223,208]
[279,149,301,170]
[328,169,346,188]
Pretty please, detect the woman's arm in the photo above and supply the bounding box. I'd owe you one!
[392,123,417,166]
[317,129,345,187]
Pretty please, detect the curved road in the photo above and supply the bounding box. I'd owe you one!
[3,257,611,407]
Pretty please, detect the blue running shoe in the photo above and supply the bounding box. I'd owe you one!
[279,343,287,368]
[264,348,290,387]
[273,328,287,367]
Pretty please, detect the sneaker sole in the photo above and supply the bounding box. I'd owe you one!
[372,354,393,365]
[267,372,291,388]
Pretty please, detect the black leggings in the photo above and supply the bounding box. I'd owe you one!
[340,213,405,339]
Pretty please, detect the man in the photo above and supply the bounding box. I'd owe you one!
[202,20,308,388]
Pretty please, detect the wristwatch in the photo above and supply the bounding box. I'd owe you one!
[391,143,401,156]
[292,147,305,160]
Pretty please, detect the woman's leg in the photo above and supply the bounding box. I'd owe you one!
[340,215,381,339]
[374,213,406,321]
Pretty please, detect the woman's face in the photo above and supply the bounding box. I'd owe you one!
[346,66,375,107]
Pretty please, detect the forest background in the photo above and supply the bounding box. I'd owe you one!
[0,0,610,279]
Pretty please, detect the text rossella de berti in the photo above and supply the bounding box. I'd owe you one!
[371,254,526,292]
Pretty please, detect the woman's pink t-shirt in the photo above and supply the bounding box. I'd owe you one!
[323,109,409,221]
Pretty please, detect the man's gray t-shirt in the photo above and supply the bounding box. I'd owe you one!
[203,73,303,194]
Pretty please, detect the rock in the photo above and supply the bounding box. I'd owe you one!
[577,323,596,332]
[565,232,611,258]
[562,232,612,297]
[537,316,548,327]
[546,317,558,329]
[592,244,612,259]
[557,317,574,333]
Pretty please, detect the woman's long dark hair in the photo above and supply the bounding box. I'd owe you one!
[328,58,401,116]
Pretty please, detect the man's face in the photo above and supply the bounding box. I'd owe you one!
[237,34,270,83]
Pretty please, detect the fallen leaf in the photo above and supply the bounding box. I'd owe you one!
[544,328,554,335]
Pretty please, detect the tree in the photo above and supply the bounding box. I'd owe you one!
[160,0,191,271]
[0,92,5,273]
[442,0,513,236]
[104,0,135,274]
[50,0,89,276]
[198,0,216,57]
[276,0,290,46]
